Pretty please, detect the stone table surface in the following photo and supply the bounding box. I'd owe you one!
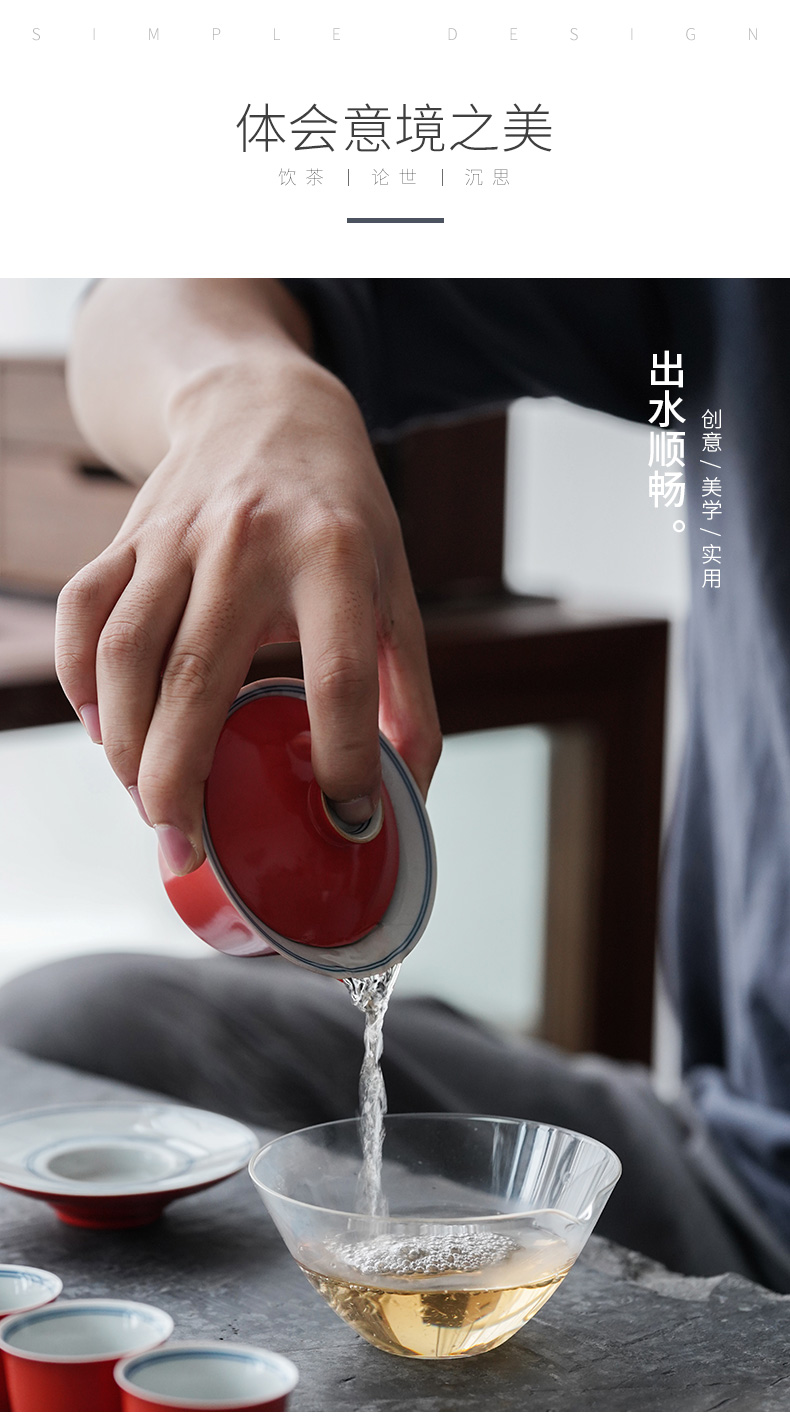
[1,1045,789,1412]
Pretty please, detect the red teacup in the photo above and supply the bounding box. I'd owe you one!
[0,1298,173,1412]
[115,1342,299,1411]
[0,1266,62,1410]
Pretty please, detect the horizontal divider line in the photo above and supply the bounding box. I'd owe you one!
[346,216,445,223]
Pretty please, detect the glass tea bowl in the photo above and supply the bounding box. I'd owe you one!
[249,1114,620,1360]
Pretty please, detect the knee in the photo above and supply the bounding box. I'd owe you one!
[0,952,183,1074]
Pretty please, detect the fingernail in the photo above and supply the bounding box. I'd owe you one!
[329,794,377,827]
[128,786,152,827]
[155,824,198,875]
[78,703,102,745]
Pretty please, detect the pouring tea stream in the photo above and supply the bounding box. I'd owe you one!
[158,677,436,1221]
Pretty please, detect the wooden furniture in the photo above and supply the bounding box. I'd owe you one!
[0,359,135,594]
[0,358,668,1063]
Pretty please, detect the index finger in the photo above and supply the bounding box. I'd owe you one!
[136,564,265,872]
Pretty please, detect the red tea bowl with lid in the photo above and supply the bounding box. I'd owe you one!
[160,679,436,978]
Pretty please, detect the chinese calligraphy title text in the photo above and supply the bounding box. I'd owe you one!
[237,102,551,153]
[648,351,686,517]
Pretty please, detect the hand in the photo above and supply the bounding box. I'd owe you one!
[55,358,442,874]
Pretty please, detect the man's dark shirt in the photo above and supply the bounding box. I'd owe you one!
[282,277,790,1244]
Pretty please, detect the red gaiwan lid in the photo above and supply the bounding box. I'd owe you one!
[203,683,399,949]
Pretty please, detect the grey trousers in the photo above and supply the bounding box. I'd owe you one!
[1,951,789,1293]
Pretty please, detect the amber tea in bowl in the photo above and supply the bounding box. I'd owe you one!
[250,1114,620,1360]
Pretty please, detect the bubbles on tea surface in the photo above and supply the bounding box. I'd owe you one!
[335,1231,521,1278]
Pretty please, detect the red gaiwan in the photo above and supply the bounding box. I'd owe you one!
[160,680,436,979]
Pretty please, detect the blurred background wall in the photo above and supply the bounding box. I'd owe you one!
[0,278,689,1082]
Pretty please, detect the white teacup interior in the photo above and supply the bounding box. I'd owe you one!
[124,1348,294,1404]
[0,1268,60,1316]
[2,1303,170,1359]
